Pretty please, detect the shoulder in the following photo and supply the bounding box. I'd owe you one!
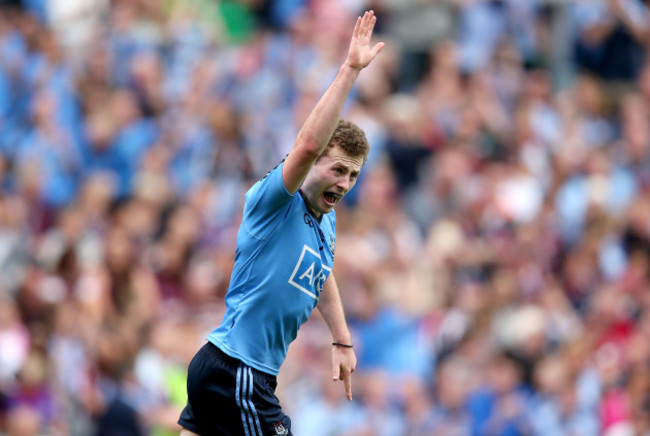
[245,160,293,202]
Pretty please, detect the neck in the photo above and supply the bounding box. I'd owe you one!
[299,190,322,221]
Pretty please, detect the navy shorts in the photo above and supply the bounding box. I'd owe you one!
[178,341,292,436]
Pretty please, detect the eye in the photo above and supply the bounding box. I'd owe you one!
[333,168,344,174]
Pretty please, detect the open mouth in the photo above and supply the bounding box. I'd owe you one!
[323,192,341,207]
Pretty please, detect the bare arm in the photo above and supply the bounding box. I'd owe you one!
[317,274,357,400]
[282,10,384,194]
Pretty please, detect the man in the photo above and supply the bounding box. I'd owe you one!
[178,10,384,436]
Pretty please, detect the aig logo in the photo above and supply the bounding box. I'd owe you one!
[288,245,331,300]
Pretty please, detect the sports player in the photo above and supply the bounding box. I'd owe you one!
[178,10,384,436]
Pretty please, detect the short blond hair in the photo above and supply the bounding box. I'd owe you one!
[319,120,369,164]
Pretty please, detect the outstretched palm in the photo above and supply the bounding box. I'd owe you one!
[346,10,384,71]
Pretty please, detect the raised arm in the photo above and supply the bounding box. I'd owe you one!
[317,274,356,401]
[282,10,384,194]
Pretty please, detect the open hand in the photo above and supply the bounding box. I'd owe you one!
[345,10,384,71]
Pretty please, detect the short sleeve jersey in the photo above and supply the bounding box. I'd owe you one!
[207,162,336,375]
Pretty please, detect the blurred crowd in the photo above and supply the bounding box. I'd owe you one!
[1,0,650,435]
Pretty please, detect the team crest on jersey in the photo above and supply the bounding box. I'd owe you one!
[288,245,331,299]
[274,423,288,435]
[329,235,335,254]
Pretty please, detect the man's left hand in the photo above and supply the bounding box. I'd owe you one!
[331,345,357,401]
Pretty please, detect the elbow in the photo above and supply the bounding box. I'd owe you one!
[295,136,324,160]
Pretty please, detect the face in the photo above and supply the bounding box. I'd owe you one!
[301,146,364,217]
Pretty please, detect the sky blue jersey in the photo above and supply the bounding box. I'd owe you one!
[207,162,336,376]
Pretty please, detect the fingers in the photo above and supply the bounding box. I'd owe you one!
[342,371,352,401]
[370,41,385,58]
[332,364,340,381]
[354,10,376,41]
[332,350,341,381]
[347,10,383,69]
[360,11,371,38]
[332,361,355,400]
[362,11,376,40]
[353,16,361,39]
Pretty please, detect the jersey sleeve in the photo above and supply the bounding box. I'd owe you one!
[243,161,295,239]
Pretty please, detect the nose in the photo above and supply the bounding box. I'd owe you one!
[336,176,351,192]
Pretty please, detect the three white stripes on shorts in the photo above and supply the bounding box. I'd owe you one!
[236,364,264,436]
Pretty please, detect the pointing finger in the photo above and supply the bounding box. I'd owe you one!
[343,371,352,401]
